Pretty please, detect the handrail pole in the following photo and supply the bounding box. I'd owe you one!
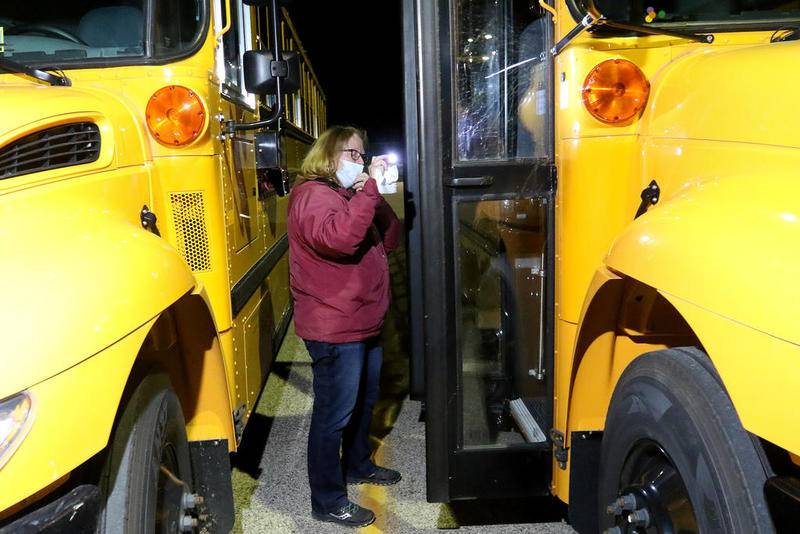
[215,0,232,41]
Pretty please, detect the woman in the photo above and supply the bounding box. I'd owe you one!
[287,126,402,528]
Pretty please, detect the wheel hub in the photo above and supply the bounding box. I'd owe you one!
[157,445,204,533]
[604,440,698,534]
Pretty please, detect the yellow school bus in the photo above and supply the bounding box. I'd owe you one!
[404,0,800,531]
[0,0,324,531]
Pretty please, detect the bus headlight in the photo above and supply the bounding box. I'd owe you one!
[0,392,34,470]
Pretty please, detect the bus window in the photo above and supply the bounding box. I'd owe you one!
[0,1,204,63]
[153,0,203,56]
[454,0,550,162]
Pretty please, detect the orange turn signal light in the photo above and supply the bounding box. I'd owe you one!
[146,85,206,146]
[582,59,650,125]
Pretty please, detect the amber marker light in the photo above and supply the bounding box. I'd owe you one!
[146,85,206,146]
[582,59,650,125]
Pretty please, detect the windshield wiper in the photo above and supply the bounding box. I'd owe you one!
[0,56,71,86]
[553,3,714,55]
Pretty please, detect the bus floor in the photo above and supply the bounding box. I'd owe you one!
[229,321,575,534]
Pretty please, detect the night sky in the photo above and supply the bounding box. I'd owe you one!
[286,1,405,156]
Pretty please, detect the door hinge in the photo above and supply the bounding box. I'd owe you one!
[634,179,660,219]
[233,404,247,441]
[548,163,558,193]
[550,429,568,470]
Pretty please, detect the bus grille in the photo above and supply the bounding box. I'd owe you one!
[0,123,101,180]
[170,192,212,272]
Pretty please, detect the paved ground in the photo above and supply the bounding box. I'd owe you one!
[230,191,575,533]
[230,324,575,534]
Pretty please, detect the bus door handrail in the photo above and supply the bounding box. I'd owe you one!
[215,0,233,41]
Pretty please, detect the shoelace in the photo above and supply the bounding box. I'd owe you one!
[334,502,359,517]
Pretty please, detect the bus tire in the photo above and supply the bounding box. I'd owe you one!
[597,347,774,534]
[96,373,195,534]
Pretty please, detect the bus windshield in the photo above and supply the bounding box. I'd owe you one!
[591,0,800,25]
[0,0,204,66]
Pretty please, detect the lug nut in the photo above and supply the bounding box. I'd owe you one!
[182,493,204,510]
[180,515,198,532]
[628,508,651,528]
[607,493,637,515]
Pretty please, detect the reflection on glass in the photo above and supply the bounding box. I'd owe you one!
[591,0,800,25]
[454,0,550,161]
[457,198,548,448]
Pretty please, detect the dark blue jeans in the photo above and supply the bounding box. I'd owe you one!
[304,338,382,514]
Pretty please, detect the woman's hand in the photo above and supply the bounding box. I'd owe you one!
[368,157,388,181]
[352,172,370,192]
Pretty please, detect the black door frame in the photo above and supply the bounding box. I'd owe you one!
[403,0,425,402]
[405,0,558,502]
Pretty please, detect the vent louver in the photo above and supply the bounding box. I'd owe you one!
[170,192,211,272]
[0,122,101,181]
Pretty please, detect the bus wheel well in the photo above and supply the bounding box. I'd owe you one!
[570,276,705,432]
[566,276,714,533]
[131,294,235,448]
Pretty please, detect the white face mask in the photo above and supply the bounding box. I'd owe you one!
[335,158,363,189]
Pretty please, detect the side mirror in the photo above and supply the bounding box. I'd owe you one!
[254,131,289,196]
[244,50,301,96]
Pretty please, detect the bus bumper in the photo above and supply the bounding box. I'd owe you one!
[0,485,100,534]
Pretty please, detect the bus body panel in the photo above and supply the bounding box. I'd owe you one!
[0,165,195,398]
[0,319,156,514]
[606,169,800,346]
[547,0,800,505]
[0,0,325,521]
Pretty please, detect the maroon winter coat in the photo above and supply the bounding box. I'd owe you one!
[287,177,401,343]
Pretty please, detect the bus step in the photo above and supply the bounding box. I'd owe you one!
[509,397,547,443]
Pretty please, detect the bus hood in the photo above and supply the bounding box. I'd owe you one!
[0,84,189,397]
[0,168,195,398]
[610,40,800,345]
[641,40,800,148]
[0,83,148,193]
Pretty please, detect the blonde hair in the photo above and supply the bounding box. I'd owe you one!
[298,126,368,186]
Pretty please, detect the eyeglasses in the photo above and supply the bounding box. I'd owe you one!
[341,149,371,165]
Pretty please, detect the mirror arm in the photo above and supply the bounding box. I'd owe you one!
[226,0,285,134]
[551,13,597,55]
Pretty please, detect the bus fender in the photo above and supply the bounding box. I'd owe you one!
[568,173,800,455]
[1,219,196,399]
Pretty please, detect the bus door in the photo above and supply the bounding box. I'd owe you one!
[218,0,260,253]
[405,0,556,501]
[216,0,268,414]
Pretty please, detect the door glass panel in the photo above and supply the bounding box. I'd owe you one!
[216,0,255,108]
[454,0,550,161]
[222,0,243,94]
[457,198,548,448]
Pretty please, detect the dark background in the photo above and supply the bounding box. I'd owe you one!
[286,1,405,156]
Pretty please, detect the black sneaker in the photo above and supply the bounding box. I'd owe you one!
[347,465,402,486]
[311,501,375,528]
